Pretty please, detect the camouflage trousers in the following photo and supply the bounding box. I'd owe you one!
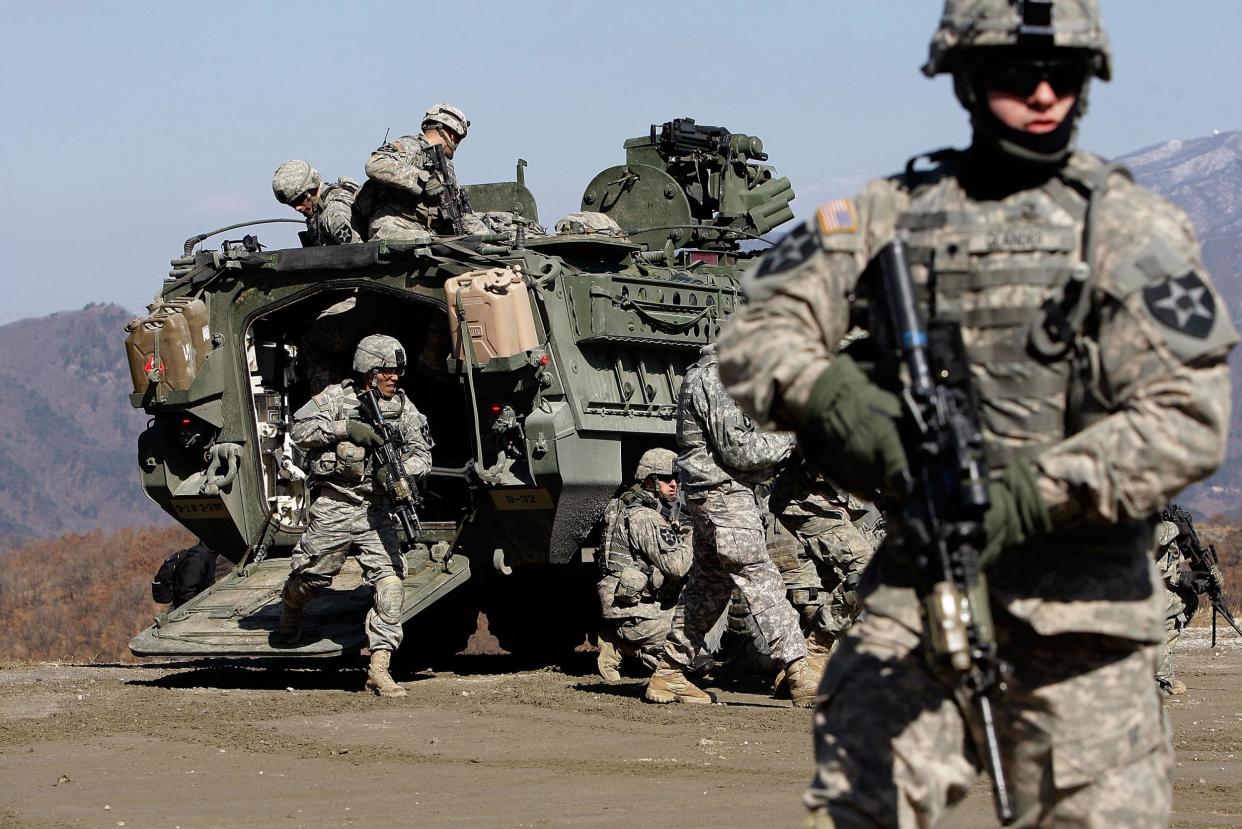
[664,481,807,670]
[605,607,676,670]
[287,492,406,652]
[369,214,434,244]
[806,612,1172,828]
[775,511,874,641]
[1156,585,1195,684]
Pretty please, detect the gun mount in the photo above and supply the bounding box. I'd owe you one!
[580,117,795,252]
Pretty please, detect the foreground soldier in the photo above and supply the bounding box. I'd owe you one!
[277,335,432,697]
[719,1,1235,825]
[271,160,361,246]
[596,448,693,680]
[769,460,878,682]
[645,344,819,706]
[361,103,486,241]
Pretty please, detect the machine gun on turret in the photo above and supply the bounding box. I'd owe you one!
[580,117,795,252]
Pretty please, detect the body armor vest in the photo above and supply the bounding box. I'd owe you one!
[892,153,1109,470]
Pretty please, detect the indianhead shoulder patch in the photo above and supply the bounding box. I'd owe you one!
[1143,270,1216,339]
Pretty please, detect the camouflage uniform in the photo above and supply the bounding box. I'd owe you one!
[303,178,361,246]
[284,379,432,652]
[597,484,693,667]
[769,464,878,646]
[718,0,1235,820]
[662,347,804,671]
[1153,521,1197,692]
[362,134,486,241]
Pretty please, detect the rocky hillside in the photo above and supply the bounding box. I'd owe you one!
[0,304,169,548]
[1122,132,1242,516]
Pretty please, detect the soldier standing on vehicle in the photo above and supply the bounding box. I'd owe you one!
[1153,517,1197,697]
[769,459,879,683]
[595,448,693,681]
[360,103,487,241]
[718,1,1236,825]
[643,344,820,707]
[276,334,432,698]
[271,160,361,246]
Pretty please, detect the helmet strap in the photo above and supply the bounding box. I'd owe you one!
[958,72,1086,169]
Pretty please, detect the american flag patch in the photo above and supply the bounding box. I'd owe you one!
[817,199,857,235]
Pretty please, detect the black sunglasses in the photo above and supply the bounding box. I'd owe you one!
[376,366,405,377]
[980,58,1088,98]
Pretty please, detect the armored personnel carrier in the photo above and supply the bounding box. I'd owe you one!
[126,119,795,660]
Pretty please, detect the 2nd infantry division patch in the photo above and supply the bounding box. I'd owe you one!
[751,221,817,280]
[1143,270,1216,339]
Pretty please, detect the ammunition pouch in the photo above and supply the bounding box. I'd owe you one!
[788,587,825,609]
[613,566,650,607]
[334,441,368,480]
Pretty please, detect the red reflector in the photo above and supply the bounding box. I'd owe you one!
[538,354,551,366]
[180,418,192,426]
[488,403,504,416]
[687,251,720,266]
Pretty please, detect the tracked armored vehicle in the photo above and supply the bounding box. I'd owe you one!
[126,119,795,660]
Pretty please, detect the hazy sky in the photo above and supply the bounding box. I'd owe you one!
[2,0,1239,322]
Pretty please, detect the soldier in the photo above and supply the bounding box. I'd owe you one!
[276,334,432,698]
[643,344,820,707]
[361,103,487,241]
[718,1,1235,825]
[150,541,217,609]
[769,459,879,683]
[271,160,361,246]
[595,448,693,681]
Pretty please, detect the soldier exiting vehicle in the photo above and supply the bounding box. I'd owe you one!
[719,1,1236,825]
[276,335,432,698]
[358,103,487,241]
[595,448,693,681]
[271,159,361,246]
[151,542,217,609]
[643,344,819,707]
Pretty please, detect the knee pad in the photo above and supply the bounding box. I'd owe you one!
[374,576,405,625]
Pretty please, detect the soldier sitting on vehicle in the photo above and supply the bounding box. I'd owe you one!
[595,448,693,681]
[358,103,489,242]
[271,160,361,246]
[276,334,432,698]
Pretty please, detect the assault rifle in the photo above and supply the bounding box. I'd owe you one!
[868,239,1014,824]
[360,388,422,549]
[1162,504,1242,646]
[429,144,472,235]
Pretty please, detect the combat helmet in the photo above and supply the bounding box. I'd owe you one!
[272,160,322,205]
[635,448,677,481]
[554,211,626,238]
[923,0,1111,80]
[352,334,407,375]
[422,103,470,140]
[1155,520,1180,548]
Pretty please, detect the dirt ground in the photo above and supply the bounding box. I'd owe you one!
[1,627,1239,829]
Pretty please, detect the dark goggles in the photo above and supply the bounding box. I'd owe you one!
[980,57,1089,98]
[376,366,405,377]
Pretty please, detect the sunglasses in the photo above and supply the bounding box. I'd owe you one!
[376,366,405,377]
[980,58,1088,98]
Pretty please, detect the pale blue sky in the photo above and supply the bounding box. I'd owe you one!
[1,0,1239,321]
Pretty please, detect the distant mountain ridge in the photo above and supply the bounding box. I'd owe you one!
[0,303,168,548]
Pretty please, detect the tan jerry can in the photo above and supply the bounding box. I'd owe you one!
[445,268,539,364]
[124,298,209,395]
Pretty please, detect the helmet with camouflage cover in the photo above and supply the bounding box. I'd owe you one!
[923,0,1111,80]
[352,334,407,375]
[1155,520,1179,548]
[272,160,322,205]
[422,103,470,140]
[635,448,677,481]
[555,211,626,238]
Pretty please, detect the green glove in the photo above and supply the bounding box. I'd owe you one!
[344,419,383,449]
[801,355,907,495]
[980,459,1052,569]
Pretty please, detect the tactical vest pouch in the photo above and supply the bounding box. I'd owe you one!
[613,566,649,606]
[334,442,367,480]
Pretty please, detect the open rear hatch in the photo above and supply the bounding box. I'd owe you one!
[130,549,471,658]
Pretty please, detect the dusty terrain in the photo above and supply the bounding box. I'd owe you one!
[0,628,1238,829]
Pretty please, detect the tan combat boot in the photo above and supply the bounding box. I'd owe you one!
[365,649,407,698]
[644,656,715,705]
[802,630,836,681]
[1157,676,1187,696]
[276,578,315,643]
[785,657,819,709]
[596,633,622,682]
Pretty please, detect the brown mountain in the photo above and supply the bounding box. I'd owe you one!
[0,303,169,549]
